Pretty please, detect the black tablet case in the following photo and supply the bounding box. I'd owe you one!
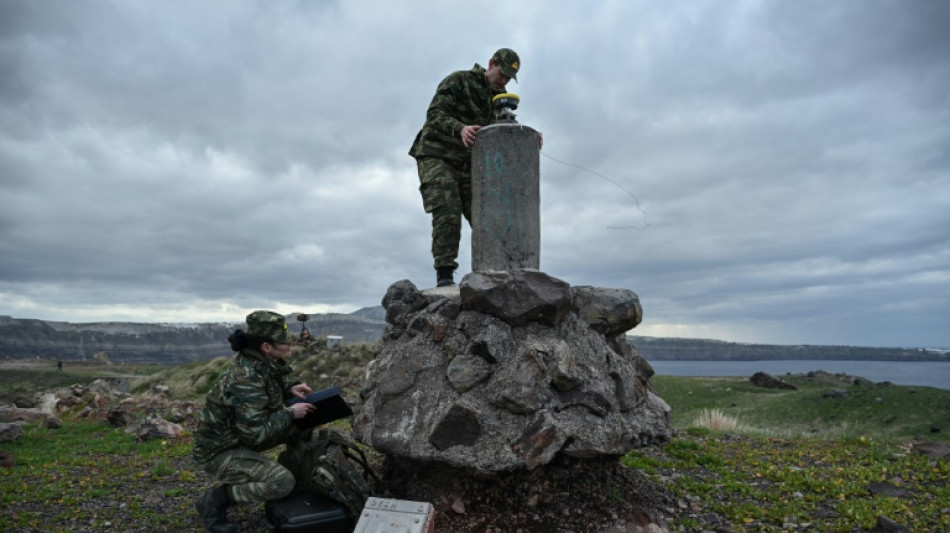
[285,386,354,429]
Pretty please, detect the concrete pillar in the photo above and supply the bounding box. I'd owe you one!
[471,123,541,272]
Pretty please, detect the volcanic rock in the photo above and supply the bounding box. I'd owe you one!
[353,270,672,471]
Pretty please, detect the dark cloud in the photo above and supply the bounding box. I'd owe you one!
[0,0,947,348]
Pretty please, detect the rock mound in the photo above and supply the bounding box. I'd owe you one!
[353,270,673,471]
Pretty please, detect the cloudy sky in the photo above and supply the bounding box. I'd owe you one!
[1,1,948,348]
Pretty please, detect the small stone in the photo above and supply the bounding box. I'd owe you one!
[450,498,465,514]
[0,451,14,468]
[869,515,912,533]
[868,482,912,499]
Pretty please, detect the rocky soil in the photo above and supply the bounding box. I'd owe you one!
[205,439,746,533]
[373,453,682,533]
[205,446,695,533]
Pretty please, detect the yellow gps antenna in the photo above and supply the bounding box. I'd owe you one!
[492,93,520,122]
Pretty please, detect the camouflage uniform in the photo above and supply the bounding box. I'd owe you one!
[193,311,301,505]
[410,49,520,271]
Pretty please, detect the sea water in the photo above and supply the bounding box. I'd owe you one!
[648,360,950,390]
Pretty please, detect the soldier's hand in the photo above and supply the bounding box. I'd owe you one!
[290,402,315,419]
[461,125,482,147]
[290,383,312,398]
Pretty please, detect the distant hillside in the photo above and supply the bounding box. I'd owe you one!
[630,335,950,362]
[1,310,947,364]
[0,312,386,364]
[350,305,386,321]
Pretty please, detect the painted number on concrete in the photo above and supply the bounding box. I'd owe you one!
[483,149,512,239]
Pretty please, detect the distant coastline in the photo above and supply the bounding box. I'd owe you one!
[1,313,948,364]
[629,335,950,363]
[649,359,950,390]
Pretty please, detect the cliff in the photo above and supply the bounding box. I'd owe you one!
[0,310,386,364]
[1,310,947,364]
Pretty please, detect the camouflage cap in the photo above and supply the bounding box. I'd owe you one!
[492,48,520,82]
[245,310,294,343]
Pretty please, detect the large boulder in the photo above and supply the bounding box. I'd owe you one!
[0,406,49,423]
[460,269,572,327]
[750,372,797,390]
[353,270,672,471]
[571,285,643,337]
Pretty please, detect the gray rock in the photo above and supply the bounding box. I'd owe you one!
[868,482,912,499]
[354,274,673,471]
[381,279,430,339]
[571,286,643,337]
[0,423,23,443]
[822,389,848,398]
[750,372,797,390]
[460,269,572,327]
[869,515,911,533]
[107,409,133,428]
[911,441,949,459]
[0,406,48,423]
[128,416,182,441]
[34,392,60,415]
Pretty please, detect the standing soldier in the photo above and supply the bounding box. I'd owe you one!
[410,48,523,287]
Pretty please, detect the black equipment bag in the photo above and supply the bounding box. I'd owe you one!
[263,489,351,533]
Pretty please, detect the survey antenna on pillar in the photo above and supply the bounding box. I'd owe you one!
[492,93,520,122]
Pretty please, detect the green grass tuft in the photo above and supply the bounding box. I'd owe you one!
[652,375,950,443]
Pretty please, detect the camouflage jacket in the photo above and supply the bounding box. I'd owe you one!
[193,347,301,464]
[409,63,505,166]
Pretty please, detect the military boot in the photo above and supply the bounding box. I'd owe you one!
[195,485,236,533]
[436,266,455,287]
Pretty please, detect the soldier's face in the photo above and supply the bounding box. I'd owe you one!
[263,341,292,360]
[486,61,510,91]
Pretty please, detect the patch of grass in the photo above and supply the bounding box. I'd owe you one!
[623,433,950,532]
[152,460,175,478]
[121,342,377,401]
[2,361,947,532]
[691,408,742,432]
[651,375,950,443]
[0,415,208,531]
[130,358,232,398]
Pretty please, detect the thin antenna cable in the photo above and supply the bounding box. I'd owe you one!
[541,152,650,230]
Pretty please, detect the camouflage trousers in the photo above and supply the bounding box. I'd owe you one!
[417,157,472,271]
[201,447,296,505]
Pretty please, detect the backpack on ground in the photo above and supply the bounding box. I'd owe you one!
[278,427,377,519]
